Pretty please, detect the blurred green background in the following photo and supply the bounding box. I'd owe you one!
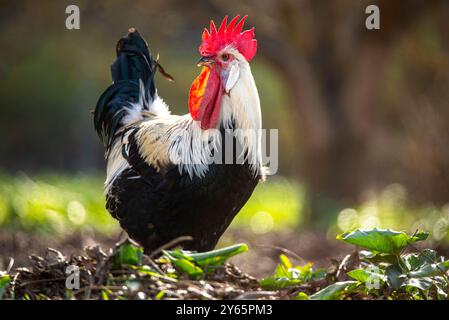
[1,0,449,260]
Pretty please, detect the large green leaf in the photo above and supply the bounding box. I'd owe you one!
[165,243,248,267]
[309,281,358,300]
[337,228,428,254]
[162,244,248,279]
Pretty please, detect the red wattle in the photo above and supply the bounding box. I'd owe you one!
[199,69,222,129]
[188,67,222,130]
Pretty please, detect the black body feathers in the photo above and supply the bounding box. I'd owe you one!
[108,134,258,252]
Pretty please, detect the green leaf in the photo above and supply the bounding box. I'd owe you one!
[132,265,177,282]
[273,254,293,278]
[359,250,397,264]
[279,254,293,269]
[294,292,309,300]
[309,281,358,300]
[347,269,370,283]
[172,258,204,279]
[260,255,326,290]
[348,268,386,284]
[111,240,143,268]
[337,228,429,254]
[165,243,248,267]
[308,268,327,281]
[155,290,166,300]
[404,277,433,291]
[434,283,448,298]
[0,273,11,300]
[403,276,448,299]
[101,290,110,300]
[408,261,449,278]
[386,265,406,290]
[403,249,438,271]
[259,277,302,290]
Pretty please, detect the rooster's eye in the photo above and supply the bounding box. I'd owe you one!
[221,54,230,61]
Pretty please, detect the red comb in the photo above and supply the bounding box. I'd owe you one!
[199,15,257,62]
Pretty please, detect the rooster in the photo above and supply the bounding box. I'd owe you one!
[94,16,263,252]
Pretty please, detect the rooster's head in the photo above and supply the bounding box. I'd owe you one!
[188,15,258,130]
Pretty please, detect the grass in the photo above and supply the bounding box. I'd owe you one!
[0,173,116,236]
[231,177,304,233]
[0,173,303,237]
[0,172,448,245]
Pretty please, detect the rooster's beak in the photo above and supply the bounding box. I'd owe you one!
[197,56,214,67]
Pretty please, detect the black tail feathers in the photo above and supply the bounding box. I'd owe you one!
[111,28,157,100]
[94,28,157,154]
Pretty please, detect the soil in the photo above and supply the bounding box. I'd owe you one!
[2,229,448,300]
[0,229,351,278]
